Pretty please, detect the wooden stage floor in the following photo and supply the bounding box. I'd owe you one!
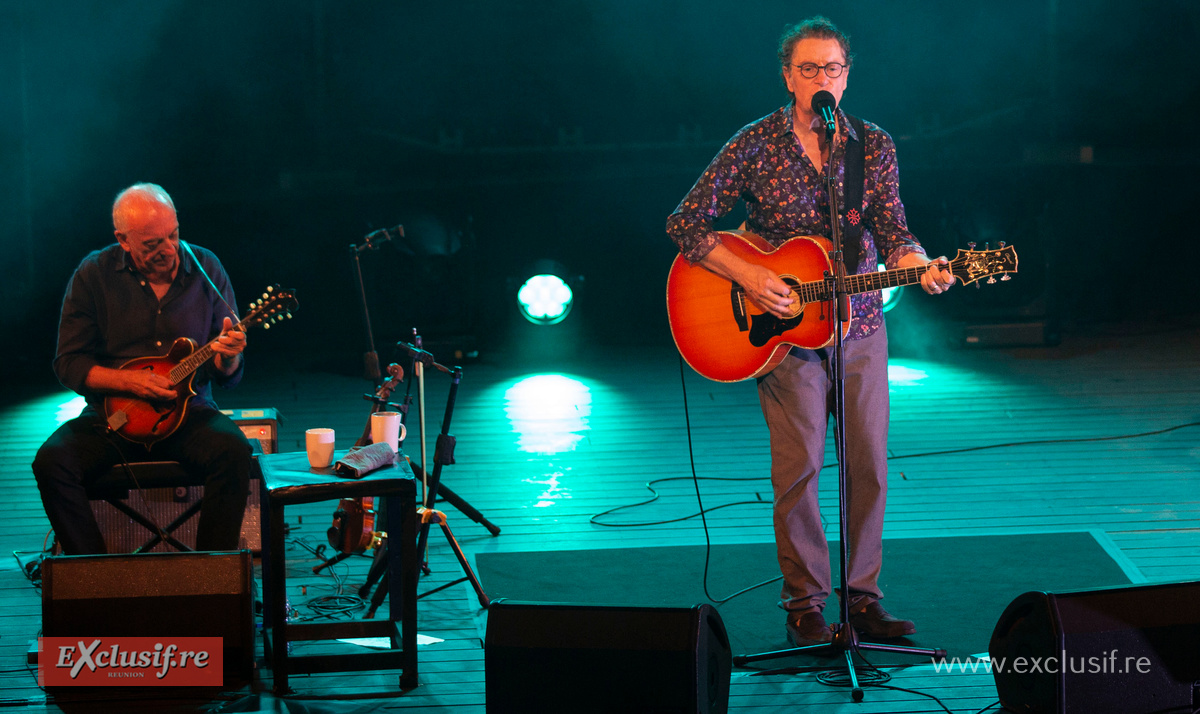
[1,322,1198,712]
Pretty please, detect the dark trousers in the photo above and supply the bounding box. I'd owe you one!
[32,406,251,555]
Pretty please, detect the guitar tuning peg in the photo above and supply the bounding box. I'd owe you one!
[1000,274,1011,281]
[987,277,997,284]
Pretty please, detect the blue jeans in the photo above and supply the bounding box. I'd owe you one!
[758,325,890,615]
[32,406,251,555]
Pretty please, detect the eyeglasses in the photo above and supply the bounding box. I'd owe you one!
[791,62,846,79]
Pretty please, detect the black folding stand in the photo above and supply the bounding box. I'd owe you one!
[358,339,496,616]
[732,104,944,702]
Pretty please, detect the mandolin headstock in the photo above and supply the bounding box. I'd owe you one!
[242,285,299,330]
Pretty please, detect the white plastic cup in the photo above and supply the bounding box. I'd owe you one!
[305,428,336,468]
[370,411,406,453]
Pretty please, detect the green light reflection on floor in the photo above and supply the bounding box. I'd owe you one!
[499,373,600,509]
[887,362,930,387]
[55,394,86,424]
[504,374,593,455]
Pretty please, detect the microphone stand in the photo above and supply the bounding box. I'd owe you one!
[732,116,945,702]
[357,336,498,617]
[349,225,404,384]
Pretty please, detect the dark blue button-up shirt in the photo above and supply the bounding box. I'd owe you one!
[666,104,926,340]
[53,242,244,411]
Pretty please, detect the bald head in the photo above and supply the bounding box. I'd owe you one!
[113,183,181,283]
[112,183,177,233]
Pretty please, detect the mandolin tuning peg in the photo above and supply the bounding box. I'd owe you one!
[266,286,274,293]
[974,281,981,289]
[1000,274,1011,281]
[968,242,977,249]
[263,323,271,330]
[987,277,997,284]
[262,292,269,300]
[998,241,1006,248]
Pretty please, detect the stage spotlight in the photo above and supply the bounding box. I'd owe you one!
[878,263,902,313]
[516,261,575,325]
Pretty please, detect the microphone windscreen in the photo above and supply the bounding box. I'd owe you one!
[810,90,836,113]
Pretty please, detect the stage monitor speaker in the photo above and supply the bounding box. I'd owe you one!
[485,600,732,714]
[989,581,1200,714]
[41,550,255,680]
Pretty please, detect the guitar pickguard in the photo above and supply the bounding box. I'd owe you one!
[748,311,802,346]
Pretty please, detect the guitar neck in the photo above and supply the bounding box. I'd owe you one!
[166,323,247,385]
[842,263,934,295]
[794,260,959,302]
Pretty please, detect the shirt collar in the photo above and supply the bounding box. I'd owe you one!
[111,242,195,276]
[774,102,860,143]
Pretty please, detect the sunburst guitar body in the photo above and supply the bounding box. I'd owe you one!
[666,231,1017,382]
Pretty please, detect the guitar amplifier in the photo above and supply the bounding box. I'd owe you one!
[223,407,281,454]
[90,408,281,554]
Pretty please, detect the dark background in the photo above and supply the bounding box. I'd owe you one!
[3,1,1198,383]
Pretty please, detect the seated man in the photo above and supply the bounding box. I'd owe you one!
[33,183,251,554]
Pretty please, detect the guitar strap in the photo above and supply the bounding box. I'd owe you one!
[841,114,866,275]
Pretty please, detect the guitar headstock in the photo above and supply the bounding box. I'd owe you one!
[949,244,1018,287]
[242,285,299,330]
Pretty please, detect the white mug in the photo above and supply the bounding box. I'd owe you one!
[305,428,336,468]
[370,411,406,454]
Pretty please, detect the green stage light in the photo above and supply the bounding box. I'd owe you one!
[517,266,574,325]
[878,263,902,313]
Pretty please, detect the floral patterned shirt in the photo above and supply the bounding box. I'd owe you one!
[666,103,926,341]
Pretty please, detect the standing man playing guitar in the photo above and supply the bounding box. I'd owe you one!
[33,183,251,555]
[666,17,955,646]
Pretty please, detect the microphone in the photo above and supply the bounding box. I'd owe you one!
[353,224,404,254]
[811,90,837,138]
[364,224,404,248]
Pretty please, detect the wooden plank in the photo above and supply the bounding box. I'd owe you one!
[0,328,1197,711]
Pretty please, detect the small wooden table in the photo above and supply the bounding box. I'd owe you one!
[257,450,418,693]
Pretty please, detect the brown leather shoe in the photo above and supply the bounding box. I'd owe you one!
[786,610,833,646]
[849,601,916,639]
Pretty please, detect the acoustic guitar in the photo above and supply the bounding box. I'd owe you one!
[103,285,298,446]
[666,231,1017,382]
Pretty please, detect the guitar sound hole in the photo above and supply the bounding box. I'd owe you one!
[782,278,803,319]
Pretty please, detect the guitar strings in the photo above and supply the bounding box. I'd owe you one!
[731,257,986,310]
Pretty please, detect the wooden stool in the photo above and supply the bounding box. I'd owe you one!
[257,450,418,694]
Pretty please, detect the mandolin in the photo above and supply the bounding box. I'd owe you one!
[666,231,1017,382]
[103,285,298,446]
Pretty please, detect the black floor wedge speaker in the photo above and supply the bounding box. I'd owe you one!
[989,581,1200,714]
[485,601,732,713]
[41,550,255,680]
